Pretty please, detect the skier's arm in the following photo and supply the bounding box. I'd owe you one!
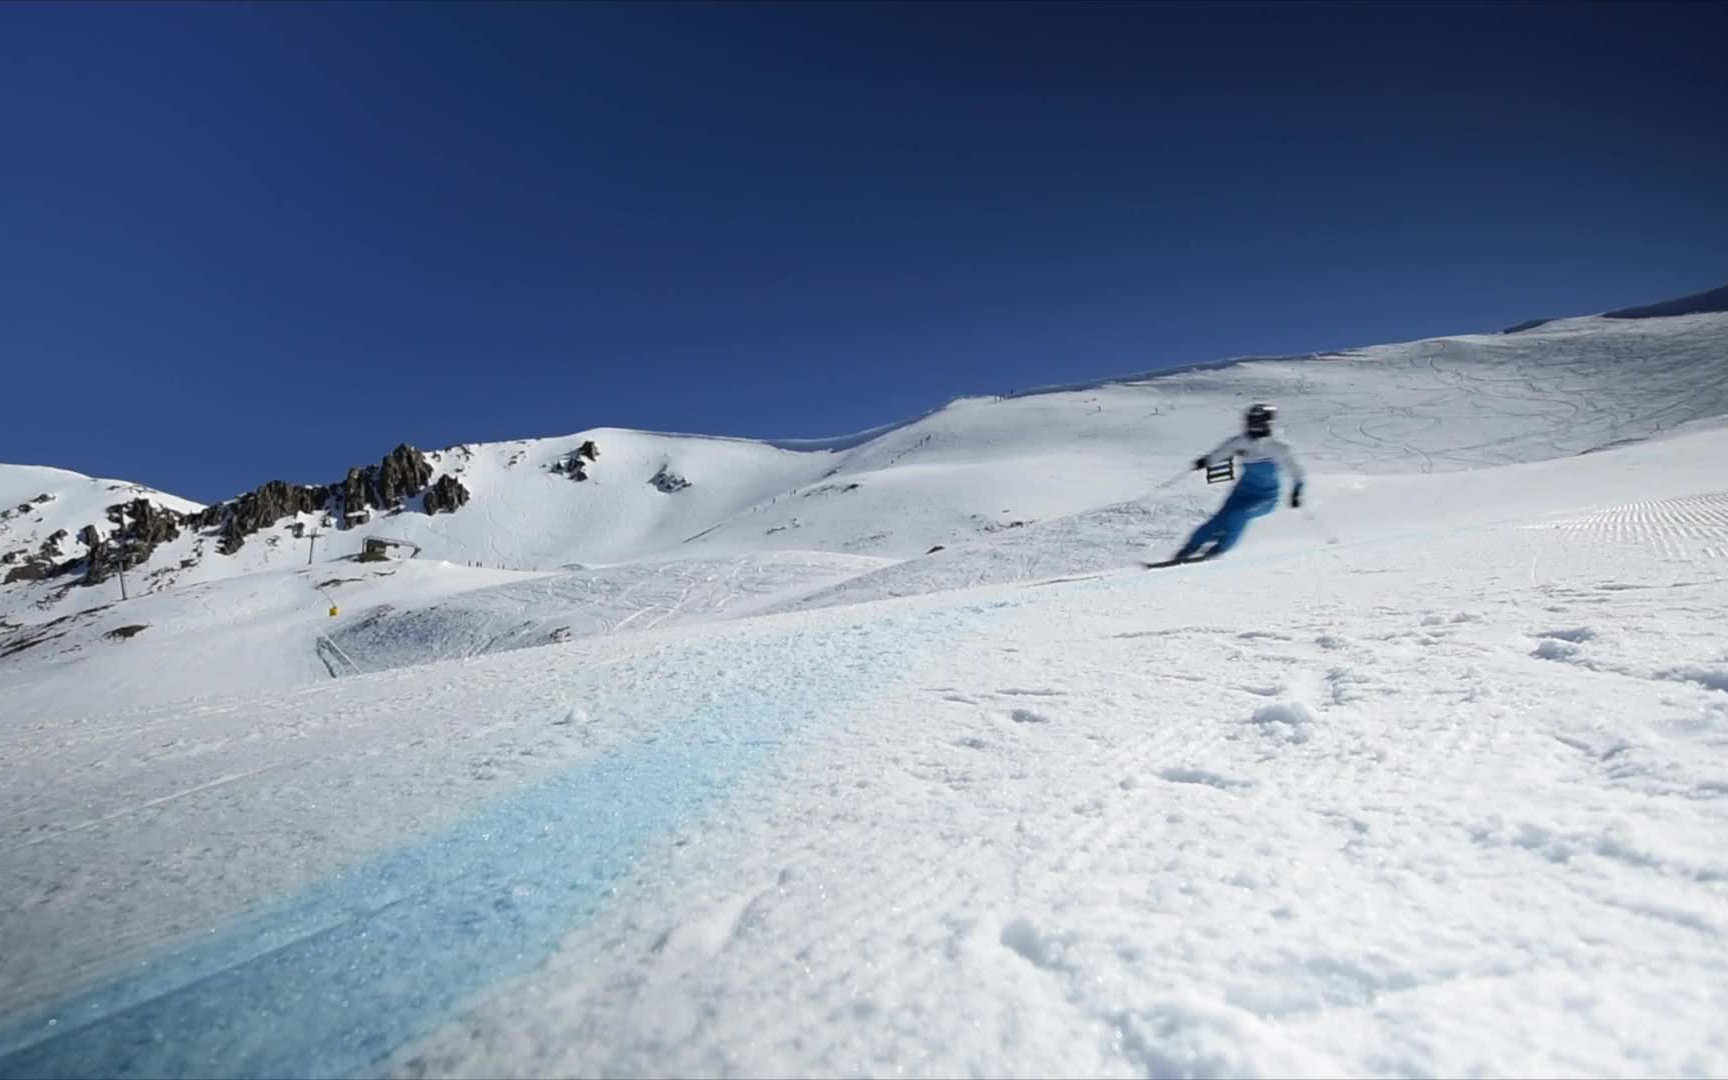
[1195,435,1247,469]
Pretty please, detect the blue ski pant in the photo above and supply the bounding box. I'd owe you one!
[1176,464,1281,560]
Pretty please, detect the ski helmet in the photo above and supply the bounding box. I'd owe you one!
[1245,403,1276,437]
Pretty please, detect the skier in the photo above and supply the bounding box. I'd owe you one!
[1164,403,1305,563]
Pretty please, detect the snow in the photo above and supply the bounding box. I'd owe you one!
[2,309,1727,1078]
[0,466,201,585]
[7,310,1726,624]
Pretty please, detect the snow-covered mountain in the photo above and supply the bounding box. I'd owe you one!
[4,303,1727,720]
[3,292,1727,1079]
[6,306,1726,627]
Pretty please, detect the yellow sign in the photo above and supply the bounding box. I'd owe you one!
[328,606,339,617]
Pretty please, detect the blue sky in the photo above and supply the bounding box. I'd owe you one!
[2,2,1724,502]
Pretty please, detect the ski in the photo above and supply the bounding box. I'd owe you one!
[1141,553,1215,569]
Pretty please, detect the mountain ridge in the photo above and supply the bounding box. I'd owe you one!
[4,300,1726,628]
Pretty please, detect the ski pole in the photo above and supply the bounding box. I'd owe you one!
[1152,465,1194,492]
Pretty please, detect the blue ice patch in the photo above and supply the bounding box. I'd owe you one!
[0,603,1000,1079]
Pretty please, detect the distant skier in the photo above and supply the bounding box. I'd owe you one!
[1165,403,1305,563]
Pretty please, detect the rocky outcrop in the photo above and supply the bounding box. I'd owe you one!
[550,440,602,481]
[423,474,470,515]
[2,494,54,522]
[377,444,435,507]
[4,441,480,596]
[85,499,184,585]
[3,557,53,584]
[190,482,330,556]
[3,530,80,584]
[334,444,438,521]
[184,480,334,554]
[338,467,368,522]
[649,465,690,493]
[190,444,443,553]
[2,504,178,587]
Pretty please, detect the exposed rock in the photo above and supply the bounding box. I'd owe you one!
[332,445,436,522]
[85,499,184,585]
[340,466,371,521]
[649,465,691,493]
[181,481,330,555]
[176,445,439,556]
[4,530,80,582]
[3,441,476,598]
[803,482,861,498]
[3,501,191,589]
[550,440,602,481]
[105,624,148,640]
[423,474,470,515]
[377,444,435,507]
[122,499,176,544]
[1,493,56,519]
[3,560,52,584]
[218,482,327,555]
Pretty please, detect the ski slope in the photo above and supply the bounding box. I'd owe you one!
[5,309,1727,715]
[5,309,1727,622]
[1,306,1727,1078]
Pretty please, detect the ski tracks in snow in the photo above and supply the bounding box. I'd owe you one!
[0,593,1027,1079]
[5,487,1726,1078]
[397,506,1728,1079]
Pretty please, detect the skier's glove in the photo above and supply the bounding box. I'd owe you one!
[1290,489,1303,509]
[1193,456,1208,471]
